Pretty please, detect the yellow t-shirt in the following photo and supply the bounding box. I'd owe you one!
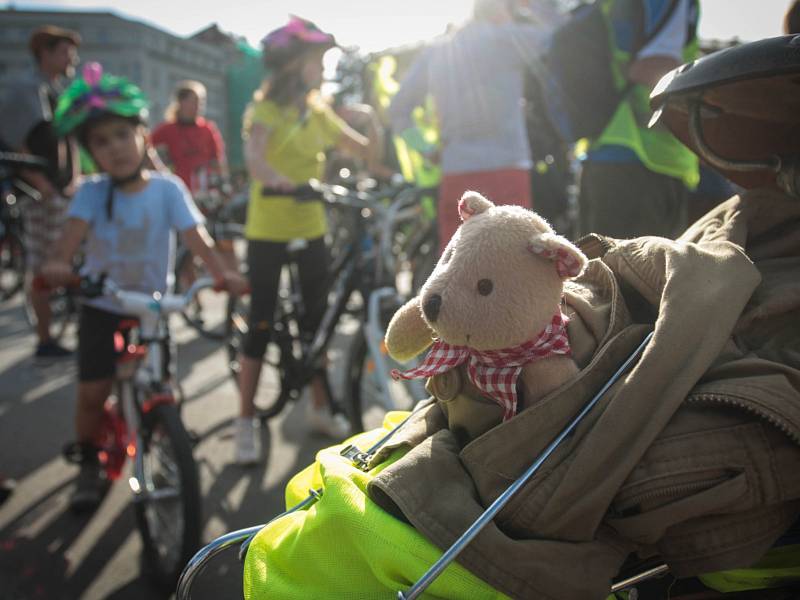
[242,93,346,241]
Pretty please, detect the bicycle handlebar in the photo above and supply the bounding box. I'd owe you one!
[47,274,220,317]
[102,276,218,316]
[260,179,383,211]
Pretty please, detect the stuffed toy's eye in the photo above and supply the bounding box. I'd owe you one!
[477,278,493,296]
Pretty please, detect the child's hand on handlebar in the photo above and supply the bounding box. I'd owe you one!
[217,269,249,296]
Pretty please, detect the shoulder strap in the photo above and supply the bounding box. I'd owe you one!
[635,0,682,54]
[615,0,685,101]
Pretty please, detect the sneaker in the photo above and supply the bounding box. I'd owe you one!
[70,461,109,513]
[306,404,352,440]
[234,417,260,465]
[35,340,72,359]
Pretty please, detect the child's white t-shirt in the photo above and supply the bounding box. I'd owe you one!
[68,171,204,314]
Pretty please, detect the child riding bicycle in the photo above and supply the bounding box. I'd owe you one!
[42,63,247,512]
[234,16,384,464]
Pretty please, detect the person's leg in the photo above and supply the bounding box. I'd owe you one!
[579,161,688,239]
[238,239,284,416]
[235,239,284,463]
[71,305,119,511]
[26,194,70,355]
[296,237,350,438]
[295,237,329,410]
[29,279,53,343]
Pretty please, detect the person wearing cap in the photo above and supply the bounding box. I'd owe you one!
[234,16,384,465]
[0,25,81,358]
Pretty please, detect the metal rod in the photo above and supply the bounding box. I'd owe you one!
[176,394,434,598]
[398,331,654,600]
[176,524,270,600]
[610,563,670,593]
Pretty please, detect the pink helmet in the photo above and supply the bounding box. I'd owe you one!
[260,16,337,70]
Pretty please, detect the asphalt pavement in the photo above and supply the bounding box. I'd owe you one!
[0,293,358,600]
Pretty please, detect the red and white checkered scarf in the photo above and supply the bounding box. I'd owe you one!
[392,312,571,421]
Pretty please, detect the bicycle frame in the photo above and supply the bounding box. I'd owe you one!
[101,277,214,496]
[265,198,375,413]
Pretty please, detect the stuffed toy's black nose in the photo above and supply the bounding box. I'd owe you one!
[423,294,442,322]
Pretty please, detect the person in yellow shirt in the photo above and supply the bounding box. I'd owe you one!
[235,16,383,464]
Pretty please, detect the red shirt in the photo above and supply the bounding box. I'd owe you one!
[150,117,225,192]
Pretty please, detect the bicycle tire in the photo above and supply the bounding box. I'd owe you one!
[344,321,417,433]
[174,247,228,340]
[409,221,438,294]
[224,294,286,421]
[0,231,25,301]
[133,401,202,591]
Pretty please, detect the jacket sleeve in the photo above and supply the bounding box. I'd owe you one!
[387,49,430,137]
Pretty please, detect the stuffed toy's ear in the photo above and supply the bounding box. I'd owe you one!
[528,233,588,279]
[458,191,494,222]
[385,297,435,362]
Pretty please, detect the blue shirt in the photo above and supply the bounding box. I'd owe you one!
[68,172,204,314]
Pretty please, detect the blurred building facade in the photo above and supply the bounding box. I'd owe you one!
[0,9,260,169]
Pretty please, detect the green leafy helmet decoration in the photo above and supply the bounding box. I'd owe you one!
[54,62,149,139]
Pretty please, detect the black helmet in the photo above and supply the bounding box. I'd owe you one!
[649,35,800,194]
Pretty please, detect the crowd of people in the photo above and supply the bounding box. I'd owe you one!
[0,0,784,512]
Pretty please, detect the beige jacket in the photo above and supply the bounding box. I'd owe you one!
[367,189,800,599]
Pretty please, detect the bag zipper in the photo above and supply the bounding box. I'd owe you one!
[686,392,800,446]
[614,474,732,516]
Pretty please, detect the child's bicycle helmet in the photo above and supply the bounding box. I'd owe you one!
[54,62,149,145]
[55,63,150,220]
[260,15,337,73]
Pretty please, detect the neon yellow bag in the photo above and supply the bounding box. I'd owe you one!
[243,411,509,599]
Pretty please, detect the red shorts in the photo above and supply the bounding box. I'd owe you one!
[438,168,532,254]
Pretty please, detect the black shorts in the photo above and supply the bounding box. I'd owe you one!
[78,304,136,382]
[77,305,173,383]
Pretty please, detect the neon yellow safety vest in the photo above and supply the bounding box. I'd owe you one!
[372,55,440,219]
[593,0,700,189]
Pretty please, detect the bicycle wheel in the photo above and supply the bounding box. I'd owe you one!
[225,294,287,421]
[0,231,25,301]
[345,321,418,433]
[174,248,228,340]
[408,221,438,294]
[133,401,201,590]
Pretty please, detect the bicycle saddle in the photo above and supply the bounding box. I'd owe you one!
[649,35,800,195]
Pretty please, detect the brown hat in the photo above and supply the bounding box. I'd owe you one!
[29,25,82,58]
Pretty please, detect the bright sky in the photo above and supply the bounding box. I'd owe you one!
[3,0,788,53]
